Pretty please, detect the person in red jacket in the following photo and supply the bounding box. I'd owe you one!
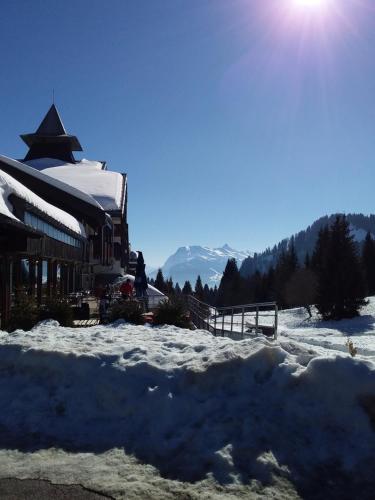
[120,279,134,300]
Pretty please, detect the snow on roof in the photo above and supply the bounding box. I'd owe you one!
[0,155,103,210]
[25,157,125,212]
[0,168,85,236]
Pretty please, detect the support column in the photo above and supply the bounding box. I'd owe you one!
[36,260,43,305]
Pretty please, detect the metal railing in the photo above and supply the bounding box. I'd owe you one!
[187,295,278,340]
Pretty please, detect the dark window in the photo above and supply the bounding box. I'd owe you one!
[114,242,121,260]
[24,212,82,248]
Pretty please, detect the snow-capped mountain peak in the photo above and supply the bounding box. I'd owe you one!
[154,244,252,286]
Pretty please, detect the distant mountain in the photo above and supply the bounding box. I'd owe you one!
[240,213,375,278]
[152,244,251,286]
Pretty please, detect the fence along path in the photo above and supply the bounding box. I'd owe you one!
[187,296,278,340]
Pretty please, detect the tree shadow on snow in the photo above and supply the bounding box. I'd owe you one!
[312,314,375,336]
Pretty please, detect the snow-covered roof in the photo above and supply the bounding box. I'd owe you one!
[25,157,125,212]
[0,155,103,210]
[0,168,85,236]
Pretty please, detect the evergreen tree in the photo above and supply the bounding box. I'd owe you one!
[212,285,218,305]
[203,284,211,303]
[154,269,166,294]
[285,268,318,317]
[194,275,205,301]
[274,240,299,307]
[216,259,243,306]
[165,277,174,296]
[304,253,311,269]
[362,232,375,296]
[182,280,193,295]
[175,283,182,295]
[314,216,366,320]
[311,226,330,273]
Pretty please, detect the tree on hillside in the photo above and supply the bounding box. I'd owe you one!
[313,216,366,320]
[203,284,211,304]
[165,277,174,296]
[285,268,318,318]
[274,240,299,307]
[175,283,182,295]
[194,275,205,301]
[362,232,375,296]
[154,269,166,294]
[182,280,193,295]
[216,259,243,307]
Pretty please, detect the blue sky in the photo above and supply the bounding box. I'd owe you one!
[1,0,375,266]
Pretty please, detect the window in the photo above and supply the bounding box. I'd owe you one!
[24,212,81,248]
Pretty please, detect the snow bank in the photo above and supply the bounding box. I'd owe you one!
[25,157,125,212]
[0,169,86,236]
[0,321,374,490]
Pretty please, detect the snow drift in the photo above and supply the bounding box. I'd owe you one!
[0,320,374,492]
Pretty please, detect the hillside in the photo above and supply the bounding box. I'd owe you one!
[240,213,375,278]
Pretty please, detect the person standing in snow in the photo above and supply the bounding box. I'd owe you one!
[134,251,148,299]
[120,279,134,300]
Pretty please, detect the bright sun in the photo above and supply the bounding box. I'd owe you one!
[294,0,326,7]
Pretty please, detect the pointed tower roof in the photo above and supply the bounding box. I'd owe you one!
[20,104,82,162]
[35,104,67,136]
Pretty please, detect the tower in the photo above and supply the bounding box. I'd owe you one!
[20,104,82,163]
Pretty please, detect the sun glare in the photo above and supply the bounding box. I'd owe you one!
[293,0,327,8]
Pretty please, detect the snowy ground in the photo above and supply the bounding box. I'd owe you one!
[0,302,375,499]
[278,299,375,361]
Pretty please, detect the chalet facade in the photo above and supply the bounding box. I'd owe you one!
[0,104,130,328]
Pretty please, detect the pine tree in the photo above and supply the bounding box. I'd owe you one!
[182,280,193,295]
[154,269,166,294]
[175,283,182,295]
[285,268,318,317]
[314,216,366,320]
[216,259,243,306]
[304,253,310,269]
[362,232,375,296]
[274,240,299,307]
[203,284,210,303]
[194,275,205,301]
[165,277,174,296]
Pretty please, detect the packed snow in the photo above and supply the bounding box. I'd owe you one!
[0,168,86,236]
[25,157,125,212]
[0,302,375,498]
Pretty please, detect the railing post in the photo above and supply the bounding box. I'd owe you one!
[214,309,217,336]
[230,308,234,333]
[256,306,259,334]
[241,307,245,337]
[222,310,225,336]
[274,304,278,340]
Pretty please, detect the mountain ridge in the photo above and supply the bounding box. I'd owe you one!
[240,213,375,278]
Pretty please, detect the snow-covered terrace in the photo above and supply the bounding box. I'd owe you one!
[0,168,85,236]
